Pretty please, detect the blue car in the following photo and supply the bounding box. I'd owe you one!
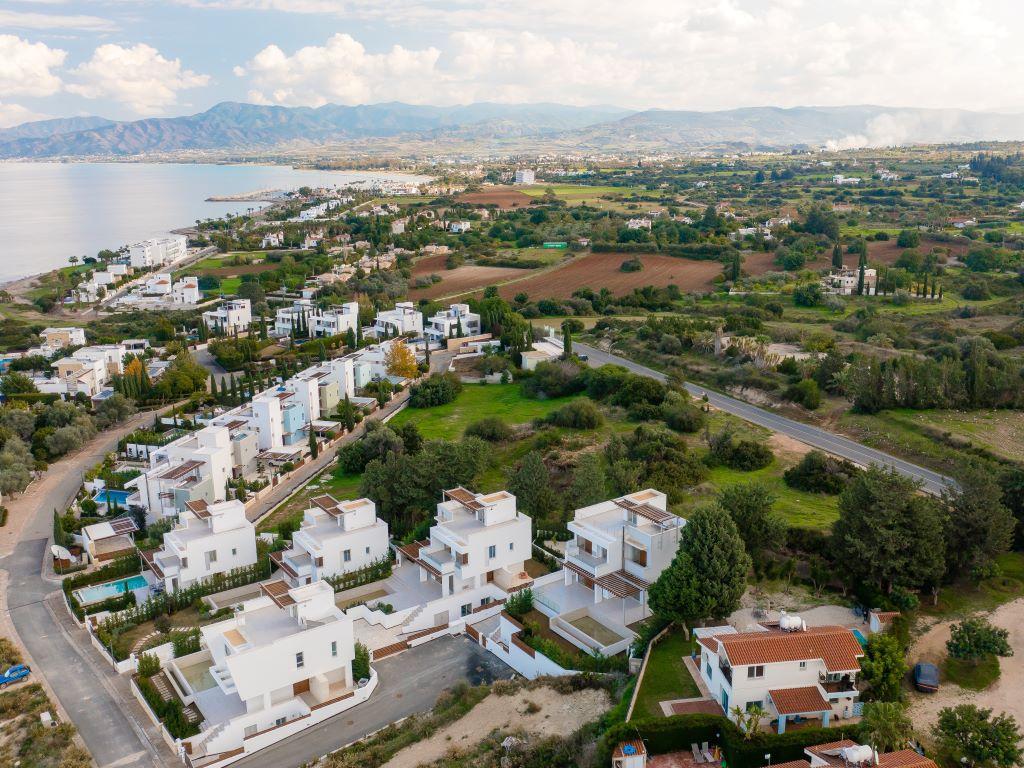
[913,662,939,693]
[0,664,31,688]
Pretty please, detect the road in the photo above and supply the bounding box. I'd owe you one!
[236,635,512,768]
[573,341,956,496]
[0,411,171,768]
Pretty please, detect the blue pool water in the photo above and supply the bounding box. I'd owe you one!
[93,489,131,506]
[75,574,148,605]
[852,629,868,647]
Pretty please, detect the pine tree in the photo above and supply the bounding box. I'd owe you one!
[648,505,752,625]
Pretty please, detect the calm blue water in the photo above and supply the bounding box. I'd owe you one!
[75,574,149,605]
[852,629,867,646]
[0,162,429,281]
[93,489,131,505]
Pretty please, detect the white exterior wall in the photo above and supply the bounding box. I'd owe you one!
[159,500,258,590]
[204,299,253,334]
[249,395,284,450]
[372,302,423,337]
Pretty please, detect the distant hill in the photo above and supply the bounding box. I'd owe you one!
[2,102,1023,158]
[0,115,116,143]
[0,101,630,158]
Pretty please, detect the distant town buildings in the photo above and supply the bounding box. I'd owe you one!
[514,169,536,185]
[128,235,188,269]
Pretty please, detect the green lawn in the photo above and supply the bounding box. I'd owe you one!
[518,184,646,200]
[389,383,583,440]
[209,277,242,296]
[925,552,1024,618]
[257,468,362,532]
[943,655,1000,690]
[631,630,700,719]
[497,247,570,265]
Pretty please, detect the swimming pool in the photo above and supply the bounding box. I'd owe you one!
[852,629,868,647]
[74,574,149,605]
[93,489,131,506]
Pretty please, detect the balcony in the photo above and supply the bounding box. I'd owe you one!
[565,543,608,574]
[820,674,858,697]
[719,663,733,685]
[420,547,455,575]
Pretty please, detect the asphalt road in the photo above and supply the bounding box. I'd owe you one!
[0,412,168,768]
[236,635,512,768]
[573,341,956,496]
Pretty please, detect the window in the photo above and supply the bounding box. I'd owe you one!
[799,661,807,670]
[207,550,217,563]
[331,641,337,657]
[461,603,472,617]
[231,548,237,556]
[746,700,763,712]
[295,652,304,669]
[747,665,764,679]
[275,717,287,727]
[365,546,370,554]
[706,662,713,677]
[181,557,188,569]
[508,542,514,551]
[343,549,351,563]
[487,545,496,559]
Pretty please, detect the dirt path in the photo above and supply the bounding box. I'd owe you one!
[908,598,1024,735]
[382,685,610,768]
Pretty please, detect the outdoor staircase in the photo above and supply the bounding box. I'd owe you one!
[399,603,427,630]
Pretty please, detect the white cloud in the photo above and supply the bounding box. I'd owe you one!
[0,35,66,97]
[227,0,1024,112]
[0,9,118,32]
[238,33,441,107]
[67,43,210,115]
[0,102,49,130]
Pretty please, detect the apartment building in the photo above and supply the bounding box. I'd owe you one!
[425,303,481,344]
[411,487,532,597]
[128,235,188,268]
[141,499,257,592]
[696,623,863,732]
[34,344,127,398]
[173,581,358,762]
[514,169,536,184]
[203,299,253,335]
[369,301,423,338]
[274,496,389,587]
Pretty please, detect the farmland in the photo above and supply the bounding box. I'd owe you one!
[456,188,535,208]
[408,264,527,300]
[495,251,723,300]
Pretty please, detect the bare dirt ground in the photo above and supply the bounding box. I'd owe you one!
[769,432,814,457]
[409,264,526,300]
[456,188,535,209]
[382,685,611,768]
[908,598,1024,735]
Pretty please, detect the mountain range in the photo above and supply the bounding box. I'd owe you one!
[2,102,1023,158]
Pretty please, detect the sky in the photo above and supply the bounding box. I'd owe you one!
[2,0,1024,129]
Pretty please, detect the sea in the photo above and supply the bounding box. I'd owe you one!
[0,162,430,283]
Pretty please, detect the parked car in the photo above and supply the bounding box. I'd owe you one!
[913,662,939,692]
[0,664,30,688]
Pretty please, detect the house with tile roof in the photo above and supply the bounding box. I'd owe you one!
[804,740,937,768]
[696,623,864,733]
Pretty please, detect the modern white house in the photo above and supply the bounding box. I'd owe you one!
[696,622,863,733]
[448,220,472,234]
[401,487,533,598]
[425,303,481,344]
[34,344,126,398]
[203,299,253,335]
[140,499,258,592]
[129,236,188,268]
[36,326,86,354]
[170,580,369,765]
[626,217,652,230]
[171,276,202,304]
[514,169,536,185]
[261,231,284,249]
[274,300,360,338]
[80,516,139,564]
[274,496,390,587]
[369,301,423,338]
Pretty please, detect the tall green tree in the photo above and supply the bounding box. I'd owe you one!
[508,451,559,522]
[648,505,751,626]
[715,482,785,566]
[944,468,1014,579]
[860,632,908,702]
[861,702,913,752]
[308,429,319,460]
[567,454,607,510]
[832,467,947,595]
[832,241,844,269]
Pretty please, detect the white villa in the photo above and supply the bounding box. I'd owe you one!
[821,266,877,296]
[273,496,389,587]
[34,344,126,398]
[399,487,533,598]
[514,169,536,185]
[203,299,252,335]
[140,499,257,592]
[274,300,360,339]
[29,326,86,357]
[369,301,423,338]
[169,580,370,765]
[425,303,481,344]
[696,622,863,733]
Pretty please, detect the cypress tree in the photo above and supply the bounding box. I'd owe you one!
[832,242,844,269]
[856,252,867,296]
[309,429,319,459]
[210,374,218,400]
[343,393,355,433]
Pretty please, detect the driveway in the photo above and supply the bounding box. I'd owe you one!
[573,341,956,496]
[235,635,512,768]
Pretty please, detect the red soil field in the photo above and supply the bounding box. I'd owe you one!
[409,264,526,300]
[411,252,449,276]
[456,188,534,209]
[495,252,723,301]
[867,237,971,266]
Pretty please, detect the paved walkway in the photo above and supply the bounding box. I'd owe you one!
[574,341,956,496]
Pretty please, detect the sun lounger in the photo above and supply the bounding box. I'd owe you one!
[702,742,715,762]
[691,743,705,763]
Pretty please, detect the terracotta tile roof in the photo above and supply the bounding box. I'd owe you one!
[805,740,858,765]
[768,685,830,715]
[613,740,647,759]
[772,761,811,768]
[871,610,900,622]
[717,626,863,672]
[877,750,938,768]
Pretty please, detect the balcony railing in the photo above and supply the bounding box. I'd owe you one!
[820,675,858,695]
[565,543,608,572]
[420,547,455,574]
[719,663,733,684]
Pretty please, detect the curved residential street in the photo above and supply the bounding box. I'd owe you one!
[573,341,956,496]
